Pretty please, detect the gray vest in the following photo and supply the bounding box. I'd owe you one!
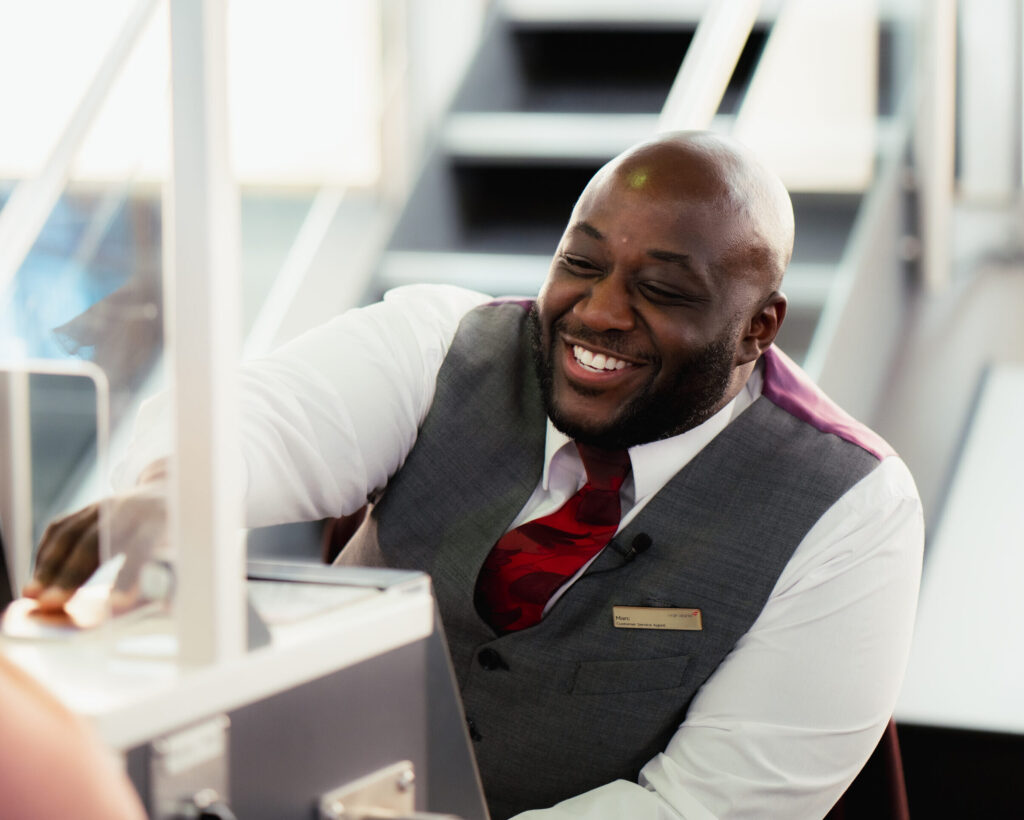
[341,301,882,819]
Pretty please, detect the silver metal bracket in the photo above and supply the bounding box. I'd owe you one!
[318,760,462,820]
[149,715,231,819]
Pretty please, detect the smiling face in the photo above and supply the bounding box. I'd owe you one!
[533,132,792,449]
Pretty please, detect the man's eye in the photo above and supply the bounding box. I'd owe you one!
[638,282,696,304]
[562,254,600,273]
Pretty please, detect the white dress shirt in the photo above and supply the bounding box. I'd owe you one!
[118,284,924,819]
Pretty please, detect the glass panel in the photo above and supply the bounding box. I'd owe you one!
[0,0,387,648]
[239,190,316,339]
[0,2,171,639]
[0,186,163,415]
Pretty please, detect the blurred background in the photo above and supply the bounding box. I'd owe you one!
[1,0,1022,813]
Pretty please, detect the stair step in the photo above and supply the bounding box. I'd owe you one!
[499,0,785,25]
[442,112,734,162]
[451,15,768,116]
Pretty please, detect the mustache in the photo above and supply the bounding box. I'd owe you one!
[552,317,656,363]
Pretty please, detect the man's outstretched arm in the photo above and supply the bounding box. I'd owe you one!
[24,284,489,604]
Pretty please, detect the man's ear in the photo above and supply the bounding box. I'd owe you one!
[736,292,787,364]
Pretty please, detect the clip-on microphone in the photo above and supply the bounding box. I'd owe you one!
[611,532,652,563]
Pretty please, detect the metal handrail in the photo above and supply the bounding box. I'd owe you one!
[657,0,761,132]
[242,187,347,361]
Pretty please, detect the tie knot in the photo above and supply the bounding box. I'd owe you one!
[575,442,631,492]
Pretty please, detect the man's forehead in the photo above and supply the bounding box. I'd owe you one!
[579,150,734,218]
[571,166,739,243]
[580,136,792,280]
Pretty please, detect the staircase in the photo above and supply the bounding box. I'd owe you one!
[364,0,891,365]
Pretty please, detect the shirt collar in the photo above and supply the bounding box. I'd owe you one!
[540,362,765,503]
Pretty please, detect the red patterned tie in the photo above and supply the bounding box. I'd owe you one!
[474,443,632,633]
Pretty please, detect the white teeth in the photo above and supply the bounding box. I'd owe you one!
[573,344,630,372]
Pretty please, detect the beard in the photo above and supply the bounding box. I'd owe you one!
[528,306,737,450]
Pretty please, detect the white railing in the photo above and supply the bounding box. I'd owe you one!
[242,187,347,361]
[657,0,761,132]
[803,119,914,422]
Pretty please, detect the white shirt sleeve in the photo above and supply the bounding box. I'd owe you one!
[114,284,491,528]
[512,455,924,820]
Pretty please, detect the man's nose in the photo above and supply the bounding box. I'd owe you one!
[572,274,635,332]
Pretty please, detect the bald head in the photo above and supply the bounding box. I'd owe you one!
[586,130,794,293]
[535,130,794,446]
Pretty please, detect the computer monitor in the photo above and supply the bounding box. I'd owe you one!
[0,362,108,602]
[0,517,14,611]
[0,366,31,608]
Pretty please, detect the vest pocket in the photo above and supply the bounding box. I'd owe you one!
[571,654,690,695]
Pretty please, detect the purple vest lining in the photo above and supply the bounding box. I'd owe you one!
[487,296,535,310]
[761,346,894,461]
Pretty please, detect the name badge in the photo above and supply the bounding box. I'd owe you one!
[613,606,703,631]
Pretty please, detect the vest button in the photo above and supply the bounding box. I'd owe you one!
[466,717,482,742]
[477,648,508,671]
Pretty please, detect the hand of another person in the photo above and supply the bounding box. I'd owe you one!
[22,460,170,612]
[0,653,147,819]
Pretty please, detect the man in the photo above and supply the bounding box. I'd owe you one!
[27,131,923,819]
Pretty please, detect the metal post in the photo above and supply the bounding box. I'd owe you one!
[657,0,761,132]
[959,0,1020,203]
[914,0,957,290]
[166,0,245,666]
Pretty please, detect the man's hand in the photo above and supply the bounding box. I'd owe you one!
[22,461,170,612]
